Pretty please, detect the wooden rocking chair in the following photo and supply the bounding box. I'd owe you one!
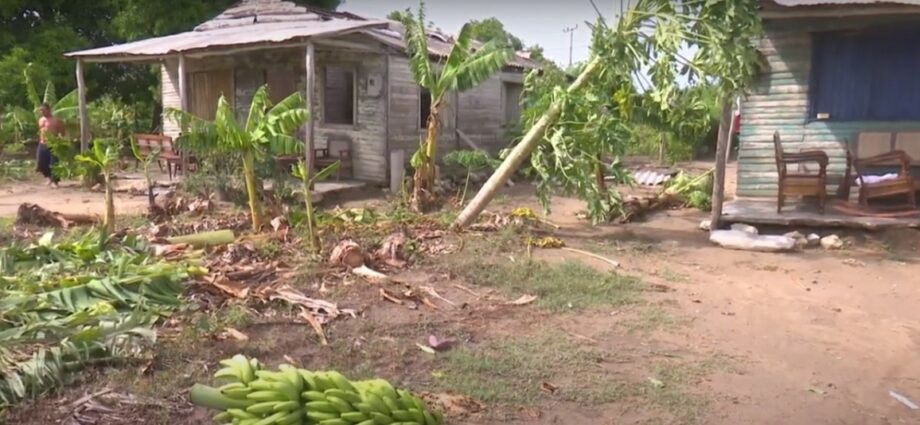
[773,131,829,213]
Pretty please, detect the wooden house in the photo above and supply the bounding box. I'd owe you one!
[65,0,538,183]
[738,0,920,198]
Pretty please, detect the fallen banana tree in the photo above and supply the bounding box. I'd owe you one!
[0,230,201,406]
[190,354,443,425]
[453,0,761,227]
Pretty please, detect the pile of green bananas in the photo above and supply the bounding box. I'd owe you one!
[190,355,444,425]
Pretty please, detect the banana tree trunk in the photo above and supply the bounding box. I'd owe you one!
[241,151,263,232]
[412,102,441,212]
[103,172,115,233]
[453,57,602,228]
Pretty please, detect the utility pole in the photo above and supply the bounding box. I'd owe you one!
[563,25,577,67]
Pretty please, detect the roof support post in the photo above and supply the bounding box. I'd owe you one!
[709,96,734,230]
[75,59,89,152]
[304,41,316,186]
[178,54,189,176]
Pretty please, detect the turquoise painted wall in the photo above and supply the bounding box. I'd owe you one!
[737,15,920,197]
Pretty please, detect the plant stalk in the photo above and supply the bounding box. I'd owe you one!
[241,151,262,232]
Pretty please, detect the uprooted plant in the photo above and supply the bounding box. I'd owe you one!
[167,85,309,232]
[454,0,763,227]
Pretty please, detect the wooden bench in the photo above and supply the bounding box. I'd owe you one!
[134,133,196,180]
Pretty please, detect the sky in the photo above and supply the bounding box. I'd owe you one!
[340,0,624,66]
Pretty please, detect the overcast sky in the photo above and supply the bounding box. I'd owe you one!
[340,0,623,66]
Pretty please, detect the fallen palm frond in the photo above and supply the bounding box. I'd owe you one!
[0,230,197,407]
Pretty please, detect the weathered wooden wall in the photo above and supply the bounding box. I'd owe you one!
[386,56,458,162]
[160,42,529,185]
[457,71,524,155]
[159,46,388,183]
[160,61,181,139]
[738,15,920,197]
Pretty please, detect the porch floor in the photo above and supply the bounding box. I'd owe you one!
[723,198,920,230]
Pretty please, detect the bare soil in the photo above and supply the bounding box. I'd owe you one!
[4,174,920,425]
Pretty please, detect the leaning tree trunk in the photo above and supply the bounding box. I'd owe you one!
[103,172,115,233]
[453,57,602,228]
[241,151,263,232]
[412,102,441,212]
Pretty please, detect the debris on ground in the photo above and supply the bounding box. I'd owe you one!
[731,223,759,235]
[710,230,796,252]
[330,239,366,268]
[16,203,99,228]
[842,258,866,267]
[527,236,565,248]
[165,229,235,248]
[785,231,807,249]
[217,327,249,342]
[373,231,409,269]
[506,294,538,306]
[821,235,844,250]
[540,382,559,394]
[419,392,485,418]
[807,233,821,248]
[427,335,459,352]
[889,390,919,410]
[699,219,712,231]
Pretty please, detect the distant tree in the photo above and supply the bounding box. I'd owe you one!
[0,0,340,108]
[467,17,524,51]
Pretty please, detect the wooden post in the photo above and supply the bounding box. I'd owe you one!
[709,96,734,230]
[75,59,89,152]
[178,55,189,175]
[304,42,316,184]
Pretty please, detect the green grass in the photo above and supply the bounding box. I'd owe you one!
[628,306,679,332]
[637,359,721,424]
[453,259,642,312]
[434,331,628,405]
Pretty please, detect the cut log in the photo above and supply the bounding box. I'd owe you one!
[167,229,235,248]
[16,203,99,228]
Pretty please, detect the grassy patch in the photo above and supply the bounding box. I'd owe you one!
[637,359,721,424]
[627,306,679,332]
[660,268,690,284]
[434,331,628,405]
[454,259,641,312]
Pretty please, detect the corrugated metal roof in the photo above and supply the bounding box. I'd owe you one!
[65,20,387,59]
[773,0,920,5]
[65,0,540,70]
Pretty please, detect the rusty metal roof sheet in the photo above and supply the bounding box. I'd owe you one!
[631,169,676,186]
[65,19,387,60]
[772,0,920,5]
[65,0,539,70]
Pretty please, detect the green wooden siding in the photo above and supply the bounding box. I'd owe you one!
[737,16,920,197]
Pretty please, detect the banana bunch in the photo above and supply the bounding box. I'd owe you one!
[190,355,444,425]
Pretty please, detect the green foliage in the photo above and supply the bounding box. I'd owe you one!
[293,160,340,253]
[0,231,195,406]
[518,0,761,223]
[167,85,310,231]
[0,0,342,111]
[666,171,713,211]
[444,150,499,203]
[467,17,524,50]
[0,160,31,182]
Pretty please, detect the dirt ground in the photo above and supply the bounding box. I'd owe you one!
[3,162,920,425]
